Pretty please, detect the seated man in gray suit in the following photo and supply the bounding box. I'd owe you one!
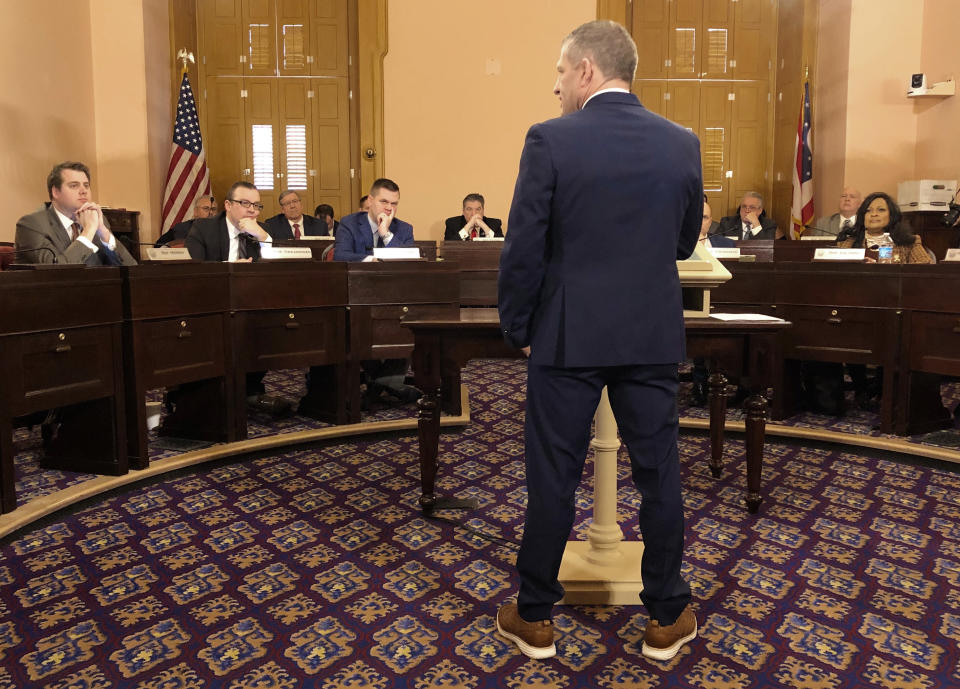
[817,186,862,239]
[716,191,778,241]
[15,161,137,266]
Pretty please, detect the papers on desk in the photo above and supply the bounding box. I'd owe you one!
[374,247,421,259]
[945,248,960,262]
[472,236,504,241]
[710,313,786,322]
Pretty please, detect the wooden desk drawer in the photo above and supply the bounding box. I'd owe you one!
[136,315,227,387]
[3,325,117,414]
[367,304,459,359]
[907,311,960,375]
[777,305,894,363]
[238,308,346,370]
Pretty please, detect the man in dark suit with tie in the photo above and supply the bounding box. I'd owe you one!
[444,193,503,240]
[716,191,778,240]
[15,161,137,266]
[185,181,271,262]
[333,178,414,262]
[263,190,328,240]
[185,181,290,416]
[496,20,701,662]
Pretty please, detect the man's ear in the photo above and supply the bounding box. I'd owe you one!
[579,58,594,86]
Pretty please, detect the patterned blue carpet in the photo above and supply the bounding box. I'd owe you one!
[1,360,960,687]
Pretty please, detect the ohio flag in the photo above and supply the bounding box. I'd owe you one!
[790,80,814,238]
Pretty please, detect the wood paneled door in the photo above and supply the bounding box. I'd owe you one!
[197,0,356,220]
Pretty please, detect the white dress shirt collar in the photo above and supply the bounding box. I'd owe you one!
[583,87,630,109]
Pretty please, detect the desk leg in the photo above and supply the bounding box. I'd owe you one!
[743,393,767,514]
[0,418,15,513]
[708,370,727,478]
[413,336,476,514]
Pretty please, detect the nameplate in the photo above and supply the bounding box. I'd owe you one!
[374,247,421,260]
[814,248,865,261]
[945,248,960,262]
[473,236,504,242]
[298,235,334,241]
[144,247,192,261]
[800,235,835,241]
[708,247,740,259]
[260,246,313,260]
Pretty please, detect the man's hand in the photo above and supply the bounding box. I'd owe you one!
[522,346,531,357]
[377,212,392,237]
[475,217,492,237]
[744,210,760,229]
[75,203,102,241]
[238,217,267,241]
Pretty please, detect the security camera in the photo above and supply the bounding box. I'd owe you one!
[909,73,927,95]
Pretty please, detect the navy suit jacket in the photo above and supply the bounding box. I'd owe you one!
[333,211,415,262]
[498,91,702,367]
[185,213,263,262]
[263,213,329,240]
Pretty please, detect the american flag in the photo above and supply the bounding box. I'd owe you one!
[160,73,211,235]
[790,80,814,239]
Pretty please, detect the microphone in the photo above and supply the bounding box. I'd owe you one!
[802,224,840,238]
[4,246,59,264]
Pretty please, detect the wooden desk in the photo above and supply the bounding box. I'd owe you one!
[122,263,235,469]
[405,309,787,515]
[896,264,960,434]
[229,261,350,436]
[439,241,502,306]
[102,208,142,261]
[0,267,127,513]
[344,261,460,422]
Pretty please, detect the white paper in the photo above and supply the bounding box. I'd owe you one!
[710,313,786,322]
[944,248,960,262]
[374,247,421,259]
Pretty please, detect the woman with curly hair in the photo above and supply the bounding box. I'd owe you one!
[836,191,932,264]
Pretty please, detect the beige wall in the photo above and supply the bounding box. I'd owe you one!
[0,1,170,244]
[383,0,595,240]
[0,1,99,242]
[815,0,959,209]
[842,0,923,197]
[916,0,960,181]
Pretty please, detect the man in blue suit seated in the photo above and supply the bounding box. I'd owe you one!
[332,177,419,406]
[495,20,700,663]
[333,178,414,262]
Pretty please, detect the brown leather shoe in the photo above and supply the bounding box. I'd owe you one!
[496,603,556,659]
[641,604,697,661]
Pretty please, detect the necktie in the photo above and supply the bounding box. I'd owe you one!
[69,222,81,241]
[742,225,751,241]
[237,234,248,260]
[376,234,384,248]
[470,227,477,240]
[841,219,852,235]
[293,223,301,239]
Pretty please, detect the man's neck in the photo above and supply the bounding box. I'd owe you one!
[581,79,631,108]
[287,215,303,224]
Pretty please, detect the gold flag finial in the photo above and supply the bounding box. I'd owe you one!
[177,48,196,75]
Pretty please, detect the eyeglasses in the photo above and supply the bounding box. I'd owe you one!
[228,199,264,211]
[741,205,762,212]
[280,198,302,207]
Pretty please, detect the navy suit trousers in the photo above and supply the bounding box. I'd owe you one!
[517,361,691,625]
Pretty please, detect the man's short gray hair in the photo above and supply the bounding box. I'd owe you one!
[743,191,764,208]
[563,20,637,83]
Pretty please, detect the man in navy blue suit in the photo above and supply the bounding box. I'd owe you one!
[333,178,414,262]
[496,20,701,662]
[332,178,419,405]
